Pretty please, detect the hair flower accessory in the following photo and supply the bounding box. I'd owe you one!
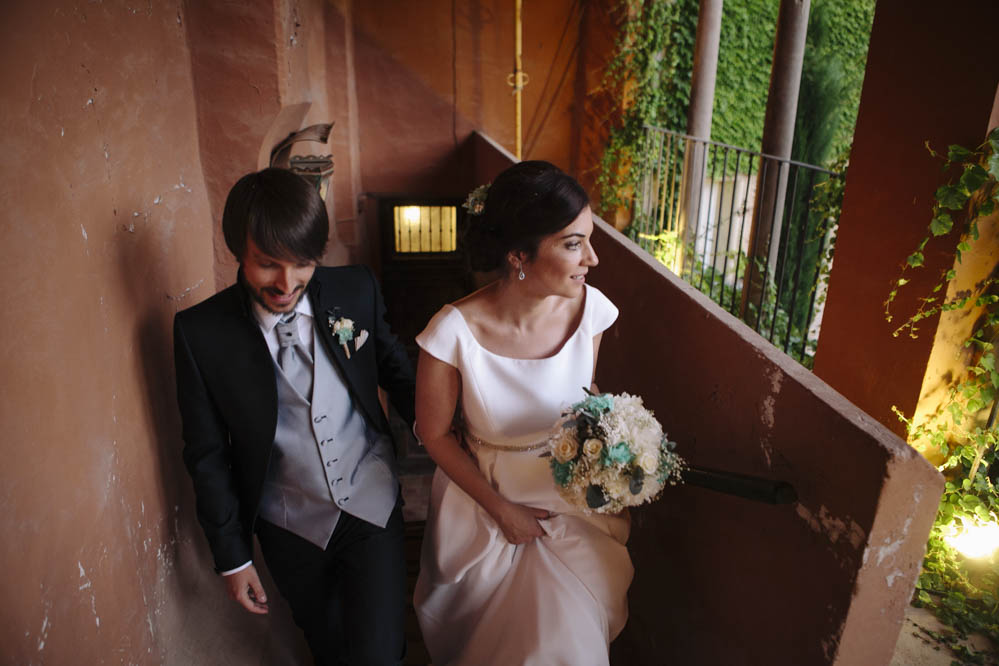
[462,183,490,216]
[326,312,368,359]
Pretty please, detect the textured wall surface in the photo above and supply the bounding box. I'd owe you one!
[1,0,240,662]
[0,1,603,663]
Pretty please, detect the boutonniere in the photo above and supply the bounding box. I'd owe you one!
[327,312,369,359]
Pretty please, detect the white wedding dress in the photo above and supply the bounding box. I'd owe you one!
[414,285,634,666]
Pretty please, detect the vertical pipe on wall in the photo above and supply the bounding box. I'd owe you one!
[514,0,524,159]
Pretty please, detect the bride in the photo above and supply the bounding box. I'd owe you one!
[414,161,633,665]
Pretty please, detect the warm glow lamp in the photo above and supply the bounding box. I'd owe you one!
[945,520,999,559]
[403,206,421,224]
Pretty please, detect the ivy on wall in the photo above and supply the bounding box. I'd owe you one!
[596,0,874,221]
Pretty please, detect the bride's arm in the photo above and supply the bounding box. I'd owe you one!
[415,350,549,545]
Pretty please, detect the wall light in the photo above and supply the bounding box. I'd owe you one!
[945,520,999,559]
[402,206,421,225]
[392,205,457,253]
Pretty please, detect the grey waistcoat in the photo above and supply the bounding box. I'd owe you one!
[257,327,398,548]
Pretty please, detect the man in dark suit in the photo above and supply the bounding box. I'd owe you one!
[174,168,414,665]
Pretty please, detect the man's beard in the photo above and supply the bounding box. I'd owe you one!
[240,272,307,314]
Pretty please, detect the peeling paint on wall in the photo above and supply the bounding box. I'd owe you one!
[166,279,205,302]
[795,502,867,550]
[758,367,785,467]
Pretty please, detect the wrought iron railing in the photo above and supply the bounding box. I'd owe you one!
[633,126,842,368]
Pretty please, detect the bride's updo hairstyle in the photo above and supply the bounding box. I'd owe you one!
[464,160,589,273]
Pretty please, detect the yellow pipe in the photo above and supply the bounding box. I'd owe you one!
[515,0,523,160]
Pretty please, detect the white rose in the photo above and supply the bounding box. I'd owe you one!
[638,451,659,475]
[333,317,354,333]
[553,434,579,463]
[583,438,603,458]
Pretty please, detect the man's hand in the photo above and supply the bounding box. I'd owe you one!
[223,565,269,614]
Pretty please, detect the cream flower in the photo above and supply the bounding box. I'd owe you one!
[552,432,579,463]
[583,438,603,458]
[638,451,659,475]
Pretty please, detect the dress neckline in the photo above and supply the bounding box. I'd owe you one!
[446,284,591,362]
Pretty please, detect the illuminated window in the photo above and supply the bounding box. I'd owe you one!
[393,205,457,253]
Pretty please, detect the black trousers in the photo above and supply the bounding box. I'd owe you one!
[256,504,407,666]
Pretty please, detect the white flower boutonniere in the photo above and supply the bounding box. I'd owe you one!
[327,314,369,359]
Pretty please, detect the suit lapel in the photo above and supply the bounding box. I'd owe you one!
[308,273,373,414]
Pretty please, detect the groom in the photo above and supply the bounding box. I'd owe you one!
[173,167,414,664]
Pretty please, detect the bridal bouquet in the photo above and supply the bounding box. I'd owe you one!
[548,391,684,514]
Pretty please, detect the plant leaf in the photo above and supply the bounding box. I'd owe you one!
[960,164,988,193]
[947,144,974,162]
[929,212,953,236]
[907,252,924,268]
[989,152,999,180]
[936,184,969,210]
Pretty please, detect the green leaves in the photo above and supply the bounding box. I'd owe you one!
[907,251,925,267]
[947,144,974,163]
[935,184,970,210]
[989,152,999,181]
[929,212,953,236]
[960,164,989,193]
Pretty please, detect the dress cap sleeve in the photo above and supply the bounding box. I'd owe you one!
[416,305,461,367]
[586,285,619,334]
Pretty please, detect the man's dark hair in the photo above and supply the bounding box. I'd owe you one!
[222,167,329,262]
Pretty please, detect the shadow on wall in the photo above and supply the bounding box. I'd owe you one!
[115,220,309,664]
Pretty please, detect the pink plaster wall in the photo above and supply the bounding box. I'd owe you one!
[1,1,602,662]
[0,1,313,662]
[2,0,215,661]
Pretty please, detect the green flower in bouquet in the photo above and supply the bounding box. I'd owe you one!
[602,442,635,466]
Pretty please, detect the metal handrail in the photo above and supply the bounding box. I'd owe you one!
[684,465,797,504]
[643,125,840,176]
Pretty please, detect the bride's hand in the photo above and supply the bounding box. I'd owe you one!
[491,500,551,545]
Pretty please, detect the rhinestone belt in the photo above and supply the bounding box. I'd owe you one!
[464,430,550,453]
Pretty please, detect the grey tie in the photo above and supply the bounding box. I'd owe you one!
[276,311,313,401]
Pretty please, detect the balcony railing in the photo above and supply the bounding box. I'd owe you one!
[633,126,842,368]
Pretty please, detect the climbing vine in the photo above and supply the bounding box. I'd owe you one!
[887,128,999,663]
[595,0,695,218]
[595,0,873,218]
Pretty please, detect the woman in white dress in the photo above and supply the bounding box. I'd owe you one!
[414,161,633,665]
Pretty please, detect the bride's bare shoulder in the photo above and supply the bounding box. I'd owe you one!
[452,282,498,323]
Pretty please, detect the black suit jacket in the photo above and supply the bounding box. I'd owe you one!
[173,265,415,572]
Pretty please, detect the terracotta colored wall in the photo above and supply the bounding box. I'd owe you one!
[2,0,208,661]
[350,0,585,196]
[813,0,999,436]
[0,1,316,662]
[586,219,942,664]
[1,2,603,662]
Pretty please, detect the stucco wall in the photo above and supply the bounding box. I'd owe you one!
[1,1,606,663]
[2,0,226,662]
[588,219,942,665]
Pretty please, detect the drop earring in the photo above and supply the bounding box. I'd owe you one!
[518,264,526,281]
